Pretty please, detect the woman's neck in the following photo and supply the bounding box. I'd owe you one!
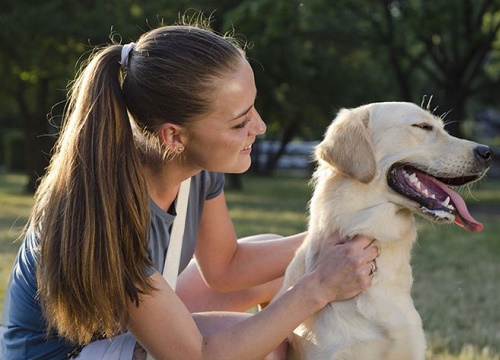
[143,163,196,212]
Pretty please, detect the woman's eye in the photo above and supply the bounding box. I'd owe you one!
[412,123,433,131]
[233,117,250,130]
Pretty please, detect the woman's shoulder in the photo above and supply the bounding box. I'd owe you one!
[192,171,225,200]
[193,170,224,184]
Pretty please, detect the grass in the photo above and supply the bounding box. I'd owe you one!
[413,220,500,359]
[455,176,500,207]
[0,173,32,304]
[1,172,499,359]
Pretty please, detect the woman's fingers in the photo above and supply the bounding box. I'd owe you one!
[311,234,380,303]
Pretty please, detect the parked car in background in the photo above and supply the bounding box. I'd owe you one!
[252,140,319,173]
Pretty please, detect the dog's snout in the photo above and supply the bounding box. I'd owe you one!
[474,145,493,165]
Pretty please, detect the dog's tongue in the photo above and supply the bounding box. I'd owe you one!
[424,175,483,232]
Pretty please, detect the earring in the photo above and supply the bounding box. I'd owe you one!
[177,146,184,153]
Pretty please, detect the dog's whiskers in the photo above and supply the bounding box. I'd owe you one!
[421,95,434,112]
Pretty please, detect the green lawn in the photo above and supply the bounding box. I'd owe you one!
[1,172,499,359]
[0,173,32,304]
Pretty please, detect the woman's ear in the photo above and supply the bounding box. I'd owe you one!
[158,123,186,153]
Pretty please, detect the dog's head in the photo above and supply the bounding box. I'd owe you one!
[316,101,493,232]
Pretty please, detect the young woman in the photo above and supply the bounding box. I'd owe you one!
[1,22,379,360]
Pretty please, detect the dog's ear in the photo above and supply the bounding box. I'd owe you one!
[315,106,376,183]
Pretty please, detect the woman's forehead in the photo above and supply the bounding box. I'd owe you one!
[208,60,257,121]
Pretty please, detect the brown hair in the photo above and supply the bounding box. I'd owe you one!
[34,23,244,344]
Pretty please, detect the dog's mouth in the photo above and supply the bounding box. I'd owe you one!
[387,164,483,232]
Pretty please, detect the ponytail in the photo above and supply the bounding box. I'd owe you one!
[34,43,153,344]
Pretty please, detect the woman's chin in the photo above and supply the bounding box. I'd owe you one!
[227,160,252,174]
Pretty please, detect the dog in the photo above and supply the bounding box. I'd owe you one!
[282,102,492,360]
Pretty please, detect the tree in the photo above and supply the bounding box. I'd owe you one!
[1,0,499,185]
[326,0,500,137]
[0,0,187,191]
[216,0,389,174]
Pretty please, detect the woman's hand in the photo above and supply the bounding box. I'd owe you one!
[307,235,379,306]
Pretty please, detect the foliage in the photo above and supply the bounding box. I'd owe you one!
[0,0,499,185]
[0,0,187,190]
[367,0,500,136]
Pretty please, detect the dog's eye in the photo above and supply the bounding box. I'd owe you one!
[412,123,433,131]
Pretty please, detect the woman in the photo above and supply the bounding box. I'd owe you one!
[1,22,378,359]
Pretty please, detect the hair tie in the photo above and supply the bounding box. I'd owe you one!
[119,42,136,69]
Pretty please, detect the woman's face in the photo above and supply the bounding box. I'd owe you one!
[184,58,266,174]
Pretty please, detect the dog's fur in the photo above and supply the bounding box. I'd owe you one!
[282,102,492,360]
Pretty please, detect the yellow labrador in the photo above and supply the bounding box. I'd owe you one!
[283,102,492,360]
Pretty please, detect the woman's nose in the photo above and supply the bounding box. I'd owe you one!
[251,109,266,135]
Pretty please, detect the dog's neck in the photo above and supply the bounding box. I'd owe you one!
[307,170,418,291]
[308,170,418,245]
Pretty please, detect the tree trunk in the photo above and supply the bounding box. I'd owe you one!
[262,120,298,175]
[440,83,468,138]
[16,77,55,193]
[227,174,243,191]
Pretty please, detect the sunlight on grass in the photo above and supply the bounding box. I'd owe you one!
[0,173,33,310]
[426,345,500,360]
[458,179,500,205]
[229,208,307,236]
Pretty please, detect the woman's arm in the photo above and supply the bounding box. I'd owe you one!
[194,191,304,291]
[127,236,376,360]
[128,270,319,360]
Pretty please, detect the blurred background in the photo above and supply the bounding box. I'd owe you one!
[0,1,499,359]
[0,0,499,188]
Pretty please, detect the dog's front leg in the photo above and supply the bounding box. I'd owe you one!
[280,245,307,298]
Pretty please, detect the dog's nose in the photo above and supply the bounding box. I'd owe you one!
[474,145,493,165]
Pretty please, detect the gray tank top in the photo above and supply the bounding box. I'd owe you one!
[147,171,225,275]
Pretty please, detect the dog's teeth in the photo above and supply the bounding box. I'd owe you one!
[422,189,429,196]
[441,196,450,207]
[410,176,421,188]
[404,171,425,191]
[430,194,436,199]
